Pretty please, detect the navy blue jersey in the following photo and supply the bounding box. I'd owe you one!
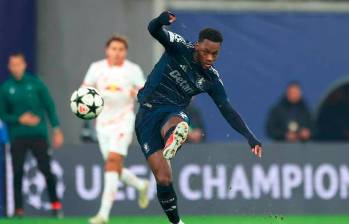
[138,12,261,148]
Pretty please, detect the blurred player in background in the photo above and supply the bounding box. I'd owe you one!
[136,12,263,224]
[0,53,64,218]
[82,36,149,224]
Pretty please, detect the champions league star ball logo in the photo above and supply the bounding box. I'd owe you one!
[22,159,65,210]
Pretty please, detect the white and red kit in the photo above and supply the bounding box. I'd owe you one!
[83,59,145,158]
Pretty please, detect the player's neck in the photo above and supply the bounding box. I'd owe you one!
[107,59,124,67]
[193,51,199,63]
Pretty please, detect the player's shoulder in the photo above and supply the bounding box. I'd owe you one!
[207,66,224,86]
[27,74,46,86]
[0,79,12,91]
[124,60,143,75]
[207,66,221,80]
[90,59,108,69]
[124,60,141,69]
[168,30,194,49]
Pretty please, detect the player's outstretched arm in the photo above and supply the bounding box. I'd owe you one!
[208,81,263,158]
[148,11,184,50]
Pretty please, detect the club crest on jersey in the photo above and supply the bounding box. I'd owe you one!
[9,87,15,95]
[179,64,188,73]
[195,77,206,90]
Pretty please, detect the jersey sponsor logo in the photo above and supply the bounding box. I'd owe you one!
[106,84,123,92]
[169,70,194,94]
[168,31,186,44]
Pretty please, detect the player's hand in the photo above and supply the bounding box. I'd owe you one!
[160,11,176,25]
[188,129,204,143]
[52,128,64,149]
[130,87,138,98]
[251,145,263,158]
[168,12,176,24]
[19,112,40,126]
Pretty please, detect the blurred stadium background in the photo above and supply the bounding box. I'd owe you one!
[1,0,349,223]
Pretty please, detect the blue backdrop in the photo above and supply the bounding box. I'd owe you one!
[171,11,349,142]
[0,0,36,83]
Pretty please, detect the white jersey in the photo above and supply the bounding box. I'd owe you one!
[83,59,145,157]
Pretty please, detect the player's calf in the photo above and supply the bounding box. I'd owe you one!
[157,183,181,224]
[90,153,123,224]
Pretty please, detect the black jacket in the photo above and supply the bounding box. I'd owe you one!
[266,96,313,140]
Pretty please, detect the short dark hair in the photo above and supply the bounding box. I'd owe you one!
[198,28,223,43]
[105,35,128,49]
[9,52,26,60]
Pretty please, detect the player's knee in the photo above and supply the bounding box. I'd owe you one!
[105,161,122,173]
[161,116,184,138]
[155,172,172,186]
[105,153,123,173]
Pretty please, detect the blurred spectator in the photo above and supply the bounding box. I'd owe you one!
[185,101,206,143]
[266,82,313,142]
[316,83,349,141]
[0,53,64,217]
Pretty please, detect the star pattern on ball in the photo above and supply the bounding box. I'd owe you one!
[87,102,98,114]
[73,95,84,104]
[87,88,98,97]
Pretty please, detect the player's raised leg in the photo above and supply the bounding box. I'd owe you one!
[89,152,122,224]
[162,116,189,160]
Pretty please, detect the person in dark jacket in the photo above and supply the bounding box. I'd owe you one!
[0,53,64,217]
[266,82,313,142]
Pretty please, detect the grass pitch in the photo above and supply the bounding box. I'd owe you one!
[0,215,348,224]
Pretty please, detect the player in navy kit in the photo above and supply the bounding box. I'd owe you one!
[135,11,263,224]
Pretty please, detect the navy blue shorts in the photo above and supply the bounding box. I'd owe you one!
[135,105,190,159]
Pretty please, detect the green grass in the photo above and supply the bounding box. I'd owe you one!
[1,215,349,224]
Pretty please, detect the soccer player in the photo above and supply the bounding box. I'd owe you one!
[82,36,149,224]
[135,12,263,224]
[0,53,64,218]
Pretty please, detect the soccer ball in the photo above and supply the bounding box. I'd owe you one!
[70,87,104,120]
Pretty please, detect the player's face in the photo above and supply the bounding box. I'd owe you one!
[8,56,27,80]
[195,39,221,70]
[287,85,302,103]
[105,41,127,66]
